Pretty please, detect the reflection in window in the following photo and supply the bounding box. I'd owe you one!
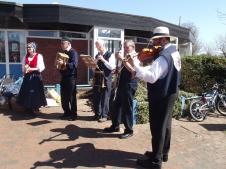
[137,37,149,43]
[0,31,5,62]
[98,28,121,38]
[28,31,58,37]
[60,31,87,39]
[7,31,25,64]
[8,32,21,63]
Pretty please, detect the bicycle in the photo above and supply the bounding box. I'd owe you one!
[189,83,226,121]
[0,74,22,109]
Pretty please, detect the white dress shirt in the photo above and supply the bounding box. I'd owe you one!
[99,50,116,71]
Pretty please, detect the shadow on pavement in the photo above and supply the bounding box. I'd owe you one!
[31,143,143,169]
[200,123,226,131]
[39,124,120,144]
[0,109,37,120]
[0,106,96,122]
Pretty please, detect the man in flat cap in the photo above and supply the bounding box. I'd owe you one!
[59,37,79,121]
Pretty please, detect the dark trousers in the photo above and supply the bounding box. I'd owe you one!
[149,93,178,164]
[93,80,112,118]
[111,84,136,133]
[60,76,77,117]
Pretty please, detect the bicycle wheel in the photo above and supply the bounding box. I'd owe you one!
[216,96,226,116]
[189,99,208,121]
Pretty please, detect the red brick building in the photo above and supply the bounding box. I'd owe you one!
[0,1,191,86]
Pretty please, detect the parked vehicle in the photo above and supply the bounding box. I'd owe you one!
[189,83,226,121]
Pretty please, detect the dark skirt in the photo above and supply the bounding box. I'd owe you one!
[17,71,47,109]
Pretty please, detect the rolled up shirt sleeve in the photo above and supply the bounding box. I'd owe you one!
[134,56,168,84]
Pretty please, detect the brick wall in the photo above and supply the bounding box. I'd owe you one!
[27,38,88,85]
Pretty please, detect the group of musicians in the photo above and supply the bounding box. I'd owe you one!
[17,26,181,169]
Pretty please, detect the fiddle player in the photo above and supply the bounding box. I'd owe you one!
[103,40,139,139]
[93,39,116,122]
[129,26,181,169]
[58,37,79,121]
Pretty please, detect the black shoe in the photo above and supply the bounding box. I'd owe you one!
[144,151,168,162]
[136,158,161,169]
[93,114,101,120]
[119,132,133,139]
[59,114,70,119]
[68,115,78,121]
[103,126,120,133]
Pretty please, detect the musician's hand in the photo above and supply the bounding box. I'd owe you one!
[115,51,124,61]
[57,60,64,65]
[128,56,136,67]
[97,55,104,61]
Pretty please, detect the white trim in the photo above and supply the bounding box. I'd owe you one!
[97,37,122,41]
[121,29,124,54]
[4,30,9,74]
[27,29,89,40]
[0,28,25,32]
[93,27,99,58]
[27,36,60,40]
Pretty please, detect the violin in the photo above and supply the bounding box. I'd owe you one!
[138,45,162,62]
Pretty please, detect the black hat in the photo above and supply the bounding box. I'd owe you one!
[61,36,72,43]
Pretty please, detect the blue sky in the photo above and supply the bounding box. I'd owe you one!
[7,0,226,47]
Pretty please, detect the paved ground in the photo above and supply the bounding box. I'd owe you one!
[0,97,226,169]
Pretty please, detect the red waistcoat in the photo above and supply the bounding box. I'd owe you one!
[25,53,38,68]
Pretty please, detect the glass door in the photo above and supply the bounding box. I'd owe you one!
[93,27,124,57]
[87,27,124,84]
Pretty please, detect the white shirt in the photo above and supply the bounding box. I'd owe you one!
[22,53,45,73]
[134,44,180,84]
[97,50,116,71]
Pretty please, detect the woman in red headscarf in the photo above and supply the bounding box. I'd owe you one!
[17,42,47,115]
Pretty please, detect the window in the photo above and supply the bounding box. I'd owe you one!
[98,28,121,38]
[125,36,136,42]
[60,31,87,39]
[8,31,26,63]
[28,31,58,37]
[0,31,5,62]
[137,37,149,43]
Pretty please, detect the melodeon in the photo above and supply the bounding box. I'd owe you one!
[55,52,69,70]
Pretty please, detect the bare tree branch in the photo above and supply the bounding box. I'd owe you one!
[181,22,201,55]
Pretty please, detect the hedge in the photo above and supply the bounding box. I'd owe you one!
[180,55,226,93]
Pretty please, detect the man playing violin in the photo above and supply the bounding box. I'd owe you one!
[130,26,181,169]
[103,40,139,139]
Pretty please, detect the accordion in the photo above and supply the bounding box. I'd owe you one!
[55,52,69,70]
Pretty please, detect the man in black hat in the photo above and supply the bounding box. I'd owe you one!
[58,37,79,121]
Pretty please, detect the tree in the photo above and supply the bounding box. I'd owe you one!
[215,34,226,57]
[181,22,202,55]
[203,43,214,56]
